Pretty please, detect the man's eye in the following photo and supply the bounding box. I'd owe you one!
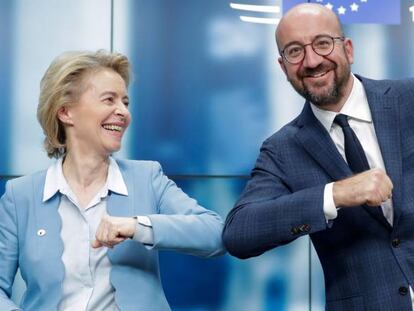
[104,97,114,103]
[315,40,331,49]
[287,46,302,56]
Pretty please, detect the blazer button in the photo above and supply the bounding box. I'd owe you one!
[392,238,400,248]
[399,286,408,296]
[299,224,311,232]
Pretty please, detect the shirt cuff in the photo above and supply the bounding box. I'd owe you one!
[324,182,338,222]
[132,216,154,246]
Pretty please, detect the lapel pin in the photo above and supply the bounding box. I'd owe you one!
[37,229,46,237]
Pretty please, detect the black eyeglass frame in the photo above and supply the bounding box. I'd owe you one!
[280,35,345,64]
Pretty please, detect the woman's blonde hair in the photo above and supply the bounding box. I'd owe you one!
[37,50,131,158]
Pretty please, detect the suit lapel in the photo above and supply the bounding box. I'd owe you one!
[106,163,132,217]
[36,194,63,255]
[295,102,352,181]
[33,173,65,306]
[107,191,131,217]
[106,163,133,261]
[363,78,403,228]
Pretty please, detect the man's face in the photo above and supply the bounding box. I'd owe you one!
[277,9,354,110]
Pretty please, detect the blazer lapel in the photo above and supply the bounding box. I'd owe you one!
[106,192,131,217]
[295,102,352,181]
[362,78,403,228]
[106,165,134,262]
[34,173,65,263]
[33,173,65,308]
[106,164,132,217]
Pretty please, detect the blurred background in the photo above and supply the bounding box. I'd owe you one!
[1,0,414,310]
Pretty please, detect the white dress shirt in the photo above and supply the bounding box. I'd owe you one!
[311,74,414,306]
[43,157,154,311]
[310,74,393,224]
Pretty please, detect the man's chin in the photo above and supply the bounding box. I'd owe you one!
[303,80,333,95]
[305,90,340,107]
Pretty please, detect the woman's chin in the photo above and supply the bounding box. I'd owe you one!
[109,144,122,154]
[99,143,122,156]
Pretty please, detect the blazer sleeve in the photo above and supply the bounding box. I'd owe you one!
[222,140,329,259]
[0,181,21,310]
[146,162,225,257]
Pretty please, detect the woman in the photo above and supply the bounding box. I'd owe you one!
[0,50,224,311]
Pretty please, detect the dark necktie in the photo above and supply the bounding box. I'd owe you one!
[334,114,388,224]
[333,114,369,173]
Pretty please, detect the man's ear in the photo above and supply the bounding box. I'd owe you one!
[57,106,74,126]
[343,38,354,65]
[278,56,289,80]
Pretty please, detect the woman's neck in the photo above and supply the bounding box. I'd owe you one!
[62,152,109,208]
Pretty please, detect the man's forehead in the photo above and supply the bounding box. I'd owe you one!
[276,10,340,46]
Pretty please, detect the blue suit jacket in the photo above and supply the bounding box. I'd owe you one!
[0,160,224,311]
[223,76,414,311]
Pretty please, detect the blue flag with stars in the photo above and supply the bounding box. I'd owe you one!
[282,0,401,24]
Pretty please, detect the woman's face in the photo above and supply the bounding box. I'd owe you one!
[62,69,131,156]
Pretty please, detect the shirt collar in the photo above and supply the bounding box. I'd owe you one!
[310,74,372,132]
[107,157,128,196]
[43,156,128,202]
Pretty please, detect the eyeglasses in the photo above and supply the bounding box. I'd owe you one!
[280,35,345,64]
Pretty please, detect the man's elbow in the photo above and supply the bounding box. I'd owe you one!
[222,227,259,259]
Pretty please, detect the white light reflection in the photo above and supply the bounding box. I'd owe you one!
[230,3,280,13]
[230,2,281,25]
[240,16,279,25]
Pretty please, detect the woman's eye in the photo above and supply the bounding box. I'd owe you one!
[104,97,114,104]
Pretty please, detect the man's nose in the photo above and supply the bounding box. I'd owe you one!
[302,45,324,68]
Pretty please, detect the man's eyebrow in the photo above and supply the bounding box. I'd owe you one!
[281,40,303,50]
[282,34,336,48]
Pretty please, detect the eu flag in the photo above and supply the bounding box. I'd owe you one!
[282,0,401,24]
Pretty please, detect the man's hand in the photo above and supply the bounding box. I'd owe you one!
[92,215,137,248]
[333,168,393,208]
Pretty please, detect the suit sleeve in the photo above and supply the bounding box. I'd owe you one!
[222,141,329,259]
[0,181,21,310]
[146,162,225,257]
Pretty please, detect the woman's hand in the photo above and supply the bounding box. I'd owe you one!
[92,215,137,248]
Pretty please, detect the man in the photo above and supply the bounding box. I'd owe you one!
[223,3,414,310]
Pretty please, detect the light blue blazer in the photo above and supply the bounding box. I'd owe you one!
[0,160,225,311]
